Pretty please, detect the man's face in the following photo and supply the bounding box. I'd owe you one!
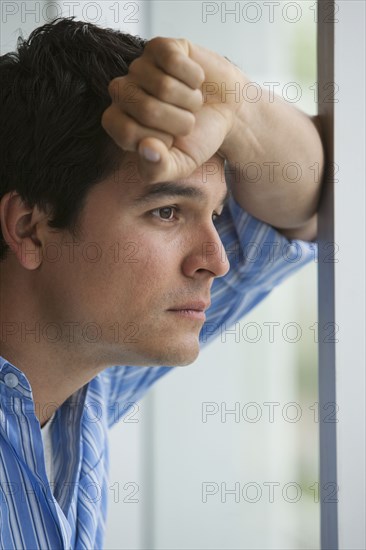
[37,152,230,368]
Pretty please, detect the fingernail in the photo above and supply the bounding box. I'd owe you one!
[141,147,160,162]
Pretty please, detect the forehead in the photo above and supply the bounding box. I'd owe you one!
[113,151,226,195]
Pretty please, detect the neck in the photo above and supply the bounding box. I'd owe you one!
[1,266,101,427]
[0,261,130,427]
[0,340,91,426]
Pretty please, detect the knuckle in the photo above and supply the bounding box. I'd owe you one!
[108,77,124,102]
[101,110,110,133]
[101,104,119,133]
[145,36,169,52]
[183,38,193,50]
[128,58,142,75]
[128,58,138,71]
[156,76,174,100]
[176,38,193,55]
[123,81,140,103]
[162,51,182,73]
[139,98,156,122]
[120,119,137,148]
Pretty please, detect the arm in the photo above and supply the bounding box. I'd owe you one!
[219,87,324,241]
[101,37,325,241]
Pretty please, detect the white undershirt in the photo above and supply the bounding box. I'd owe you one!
[40,411,56,491]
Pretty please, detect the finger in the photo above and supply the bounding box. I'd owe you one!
[136,137,197,183]
[144,38,205,90]
[128,61,203,113]
[107,77,145,105]
[122,88,196,137]
[101,104,174,152]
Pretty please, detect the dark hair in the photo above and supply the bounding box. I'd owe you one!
[0,16,147,261]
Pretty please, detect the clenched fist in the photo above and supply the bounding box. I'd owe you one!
[101,36,247,182]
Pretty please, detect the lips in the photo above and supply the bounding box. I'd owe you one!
[168,301,210,312]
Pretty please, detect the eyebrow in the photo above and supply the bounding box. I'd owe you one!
[132,181,230,210]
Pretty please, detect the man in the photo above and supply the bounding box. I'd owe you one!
[0,16,323,549]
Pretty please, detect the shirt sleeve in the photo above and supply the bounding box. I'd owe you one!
[104,193,318,428]
[199,193,318,344]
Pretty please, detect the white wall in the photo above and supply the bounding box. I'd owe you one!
[333,2,366,548]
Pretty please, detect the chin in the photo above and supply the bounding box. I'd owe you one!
[143,338,200,367]
[108,328,201,367]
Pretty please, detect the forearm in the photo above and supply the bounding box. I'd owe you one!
[219,78,325,230]
[102,36,324,234]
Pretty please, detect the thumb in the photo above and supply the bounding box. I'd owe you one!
[137,137,172,182]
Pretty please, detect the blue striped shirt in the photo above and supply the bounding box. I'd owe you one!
[0,194,317,549]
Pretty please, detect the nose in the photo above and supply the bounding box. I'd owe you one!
[181,224,230,279]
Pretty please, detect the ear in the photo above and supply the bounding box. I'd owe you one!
[0,191,50,270]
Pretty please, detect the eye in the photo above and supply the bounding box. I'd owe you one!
[150,206,223,224]
[151,206,178,222]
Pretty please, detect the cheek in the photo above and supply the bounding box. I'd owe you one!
[124,245,170,290]
[77,216,182,299]
[125,238,182,301]
[102,237,169,289]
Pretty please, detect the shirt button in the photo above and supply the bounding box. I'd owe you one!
[4,372,19,388]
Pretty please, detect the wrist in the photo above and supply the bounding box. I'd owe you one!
[218,75,264,164]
